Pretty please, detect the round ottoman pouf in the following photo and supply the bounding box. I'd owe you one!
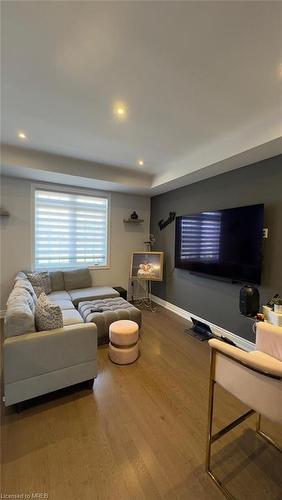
[109,320,139,346]
[109,320,139,365]
[109,342,139,365]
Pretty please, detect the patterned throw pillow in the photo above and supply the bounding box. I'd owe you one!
[27,272,51,297]
[35,292,63,331]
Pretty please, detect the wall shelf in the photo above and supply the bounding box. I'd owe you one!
[0,208,10,217]
[123,218,144,224]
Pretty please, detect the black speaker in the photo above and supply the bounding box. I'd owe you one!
[239,285,260,317]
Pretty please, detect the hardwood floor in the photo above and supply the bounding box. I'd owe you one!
[1,306,282,499]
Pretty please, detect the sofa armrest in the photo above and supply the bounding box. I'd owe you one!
[4,323,97,384]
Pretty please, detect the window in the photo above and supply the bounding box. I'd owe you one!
[34,189,109,270]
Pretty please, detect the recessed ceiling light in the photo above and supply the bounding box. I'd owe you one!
[113,102,128,119]
[138,159,144,166]
[18,131,27,140]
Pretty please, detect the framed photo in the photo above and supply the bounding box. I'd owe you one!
[130,252,164,281]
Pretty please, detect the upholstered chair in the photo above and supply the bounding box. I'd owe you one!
[206,326,282,498]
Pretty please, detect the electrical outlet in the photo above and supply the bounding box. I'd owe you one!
[263,228,269,239]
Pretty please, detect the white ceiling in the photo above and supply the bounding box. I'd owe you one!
[1,1,282,194]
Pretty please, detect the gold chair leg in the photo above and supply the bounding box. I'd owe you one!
[205,349,254,499]
[256,414,282,453]
[205,351,215,473]
[206,352,281,499]
[205,349,235,499]
[256,413,261,433]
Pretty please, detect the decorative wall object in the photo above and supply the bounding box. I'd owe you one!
[158,211,176,230]
[130,252,164,281]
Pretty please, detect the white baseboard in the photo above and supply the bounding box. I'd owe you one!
[0,309,6,319]
[150,294,255,352]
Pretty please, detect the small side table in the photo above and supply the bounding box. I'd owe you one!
[113,286,127,300]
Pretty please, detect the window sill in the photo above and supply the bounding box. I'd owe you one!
[35,265,110,272]
[88,266,110,270]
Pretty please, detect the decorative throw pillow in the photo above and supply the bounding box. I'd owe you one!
[27,272,51,297]
[35,292,63,331]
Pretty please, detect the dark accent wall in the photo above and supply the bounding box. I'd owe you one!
[150,155,282,342]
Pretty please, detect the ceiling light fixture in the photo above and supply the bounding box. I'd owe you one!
[18,131,27,140]
[113,102,127,120]
[138,159,144,166]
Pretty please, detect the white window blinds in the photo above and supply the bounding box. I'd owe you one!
[35,189,108,269]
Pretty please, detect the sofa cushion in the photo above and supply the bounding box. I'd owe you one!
[27,272,51,297]
[49,271,65,292]
[48,291,71,301]
[5,305,35,338]
[14,279,37,303]
[5,288,36,338]
[68,286,120,307]
[7,287,36,312]
[14,271,29,281]
[62,309,84,326]
[35,293,63,331]
[63,268,92,291]
[48,298,75,310]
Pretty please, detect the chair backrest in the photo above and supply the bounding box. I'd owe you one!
[256,322,282,361]
[209,339,282,425]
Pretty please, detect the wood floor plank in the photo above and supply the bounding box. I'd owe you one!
[1,305,281,499]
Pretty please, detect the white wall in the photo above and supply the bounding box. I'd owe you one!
[0,176,150,310]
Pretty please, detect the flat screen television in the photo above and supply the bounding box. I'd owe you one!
[175,204,264,284]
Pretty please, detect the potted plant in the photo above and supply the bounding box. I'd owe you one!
[273,297,282,314]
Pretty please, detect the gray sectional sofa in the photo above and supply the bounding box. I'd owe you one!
[3,269,120,407]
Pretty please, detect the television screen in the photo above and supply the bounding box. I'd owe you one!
[175,204,264,284]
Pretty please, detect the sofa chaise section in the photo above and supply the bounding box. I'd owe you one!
[48,286,120,309]
[48,270,120,307]
[68,286,119,307]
